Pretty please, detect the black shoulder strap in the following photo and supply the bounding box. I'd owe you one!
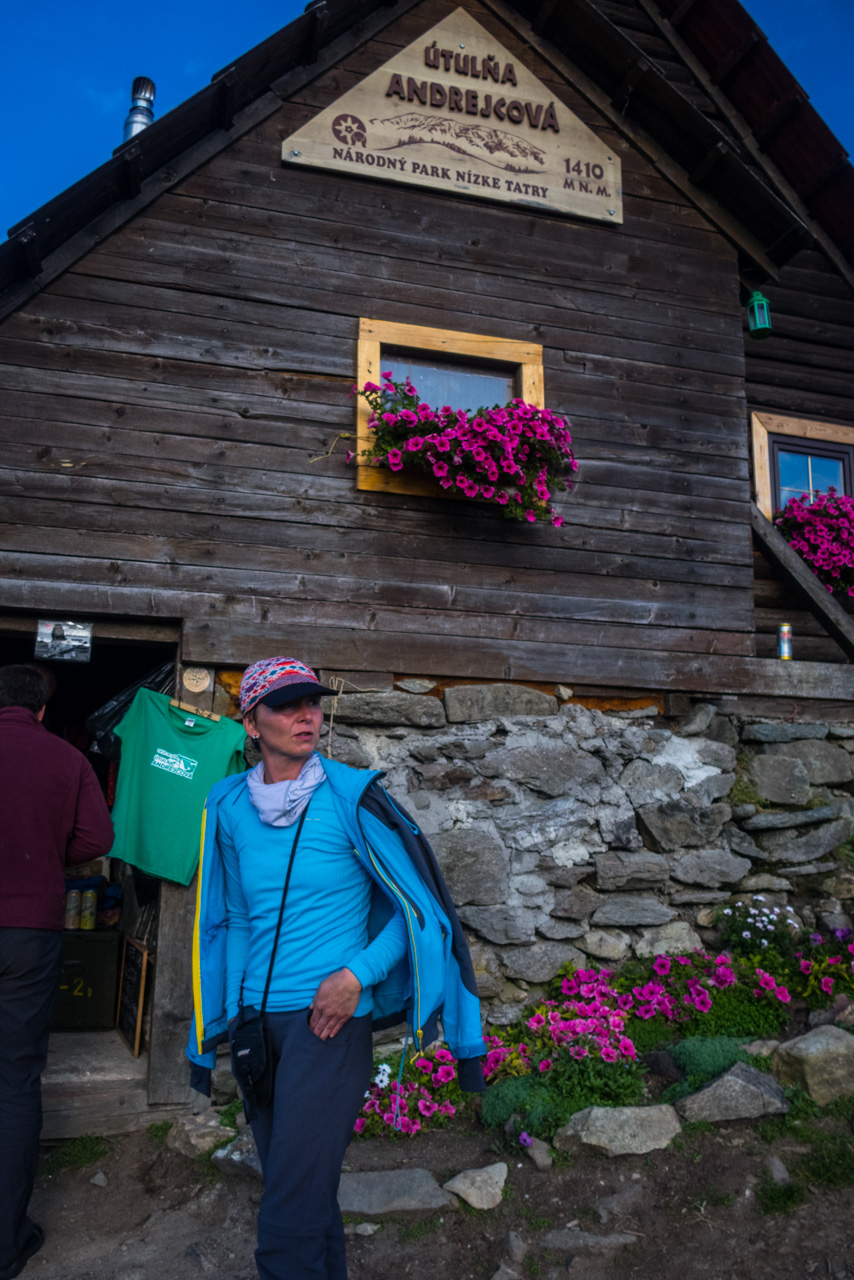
[259,799,311,1016]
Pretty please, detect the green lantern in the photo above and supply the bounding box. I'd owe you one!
[747,290,772,339]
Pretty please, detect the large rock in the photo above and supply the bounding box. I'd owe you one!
[675,703,716,737]
[433,827,509,906]
[695,739,737,772]
[554,1105,681,1156]
[592,896,676,927]
[758,816,854,865]
[551,884,603,920]
[593,850,669,891]
[725,825,769,862]
[742,722,828,742]
[743,801,851,831]
[579,929,631,961]
[468,940,504,999]
[339,1169,457,1214]
[536,918,587,940]
[634,921,702,958]
[669,847,751,888]
[618,759,683,808]
[211,1129,263,1181]
[740,874,793,891]
[442,1163,507,1210]
[676,1062,789,1123]
[749,755,810,806]
[763,739,854,785]
[500,942,584,983]
[444,684,557,723]
[479,744,604,797]
[166,1113,230,1159]
[330,691,446,728]
[458,906,537,945]
[637,799,730,852]
[771,1026,854,1104]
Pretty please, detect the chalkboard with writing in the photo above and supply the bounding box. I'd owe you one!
[117,937,150,1057]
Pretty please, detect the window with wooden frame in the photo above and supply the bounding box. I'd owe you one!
[355,318,544,497]
[752,411,854,518]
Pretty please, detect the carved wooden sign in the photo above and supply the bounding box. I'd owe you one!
[281,8,623,223]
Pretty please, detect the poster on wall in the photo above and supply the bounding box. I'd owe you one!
[35,619,93,662]
[281,7,622,224]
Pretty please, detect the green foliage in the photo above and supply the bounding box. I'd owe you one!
[147,1121,172,1147]
[481,1055,645,1141]
[670,1036,749,1079]
[726,775,768,809]
[798,1134,854,1187]
[755,1177,807,1215]
[836,835,854,868]
[682,982,789,1040]
[218,1098,243,1131]
[519,1204,553,1231]
[620,1014,674,1055]
[397,1217,437,1242]
[39,1134,112,1178]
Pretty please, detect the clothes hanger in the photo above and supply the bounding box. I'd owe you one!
[169,698,221,722]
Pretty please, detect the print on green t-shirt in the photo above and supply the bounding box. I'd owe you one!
[109,688,247,885]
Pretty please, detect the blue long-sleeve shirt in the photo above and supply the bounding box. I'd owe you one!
[218,777,408,1020]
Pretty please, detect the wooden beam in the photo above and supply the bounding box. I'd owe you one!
[669,0,701,27]
[750,502,854,663]
[689,140,728,188]
[709,30,760,85]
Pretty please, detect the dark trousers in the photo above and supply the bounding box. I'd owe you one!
[0,927,62,1270]
[246,1010,373,1280]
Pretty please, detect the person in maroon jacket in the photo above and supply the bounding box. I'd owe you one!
[0,665,114,1280]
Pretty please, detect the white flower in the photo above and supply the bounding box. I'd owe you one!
[742,931,751,939]
[722,909,732,916]
[755,895,766,902]
[761,939,768,947]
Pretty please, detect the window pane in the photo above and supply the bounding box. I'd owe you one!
[384,356,515,411]
[810,454,845,495]
[778,450,810,502]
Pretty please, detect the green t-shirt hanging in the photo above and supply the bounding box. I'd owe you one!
[110,688,247,886]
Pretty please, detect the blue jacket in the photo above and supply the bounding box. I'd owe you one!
[186,757,485,1091]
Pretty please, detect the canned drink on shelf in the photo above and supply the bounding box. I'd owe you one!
[64,890,81,930]
[778,622,793,660]
[80,890,97,931]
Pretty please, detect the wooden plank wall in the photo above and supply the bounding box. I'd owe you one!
[746,248,854,665]
[0,0,756,690]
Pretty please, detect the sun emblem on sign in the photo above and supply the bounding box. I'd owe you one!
[332,113,367,148]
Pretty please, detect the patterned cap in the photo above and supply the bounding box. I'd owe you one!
[239,657,336,715]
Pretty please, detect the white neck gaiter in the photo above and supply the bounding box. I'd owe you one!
[246,752,326,827]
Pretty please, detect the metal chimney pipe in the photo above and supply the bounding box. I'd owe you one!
[122,77,156,142]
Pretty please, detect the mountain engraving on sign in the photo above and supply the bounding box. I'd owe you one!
[281,8,622,223]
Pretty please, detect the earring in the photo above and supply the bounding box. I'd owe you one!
[252,735,260,742]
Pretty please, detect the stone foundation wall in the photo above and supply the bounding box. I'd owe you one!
[318,683,854,1025]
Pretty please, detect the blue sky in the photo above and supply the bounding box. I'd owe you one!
[1,0,852,239]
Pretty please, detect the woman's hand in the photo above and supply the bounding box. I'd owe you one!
[309,968,362,1040]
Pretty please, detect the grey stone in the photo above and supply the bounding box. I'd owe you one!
[536,918,586,940]
[759,816,854,864]
[592,896,676,927]
[397,678,437,693]
[554,1105,680,1156]
[211,1061,239,1107]
[488,1003,529,1025]
[331,692,446,728]
[675,1062,789,1122]
[731,803,757,820]
[506,1231,528,1265]
[676,703,716,737]
[706,717,740,748]
[725,825,769,862]
[749,755,811,806]
[771,1026,854,1105]
[634,921,702,958]
[695,739,738,771]
[686,772,736,806]
[669,847,751,888]
[490,1265,519,1280]
[637,799,730,852]
[743,802,851,831]
[458,906,537,945]
[763,739,854,785]
[211,1129,264,1181]
[468,940,504,1000]
[598,807,642,850]
[166,1112,230,1158]
[501,942,584,983]
[540,1229,637,1253]
[479,744,604,797]
[525,1136,553,1171]
[742,722,829,742]
[672,891,730,907]
[551,884,603,920]
[339,1169,456,1215]
[740,875,793,892]
[432,827,509,906]
[618,759,684,807]
[442,1162,507,1210]
[538,860,595,888]
[596,1182,644,1224]
[444,684,557,723]
[593,850,669,891]
[766,1155,790,1185]
[579,929,631,961]
[740,1039,780,1057]
[89,1171,108,1187]
[829,725,854,738]
[777,861,838,877]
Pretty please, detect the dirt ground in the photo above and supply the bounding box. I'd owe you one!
[27,1108,854,1280]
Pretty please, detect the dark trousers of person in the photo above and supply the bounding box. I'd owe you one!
[0,927,63,1271]
[246,1009,373,1280]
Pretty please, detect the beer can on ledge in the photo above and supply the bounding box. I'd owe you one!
[777,623,793,660]
[64,890,81,930]
[80,890,97,931]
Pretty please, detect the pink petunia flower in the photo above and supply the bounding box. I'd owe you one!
[434,1064,455,1084]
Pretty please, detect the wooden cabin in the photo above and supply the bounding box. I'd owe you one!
[2,0,853,1128]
